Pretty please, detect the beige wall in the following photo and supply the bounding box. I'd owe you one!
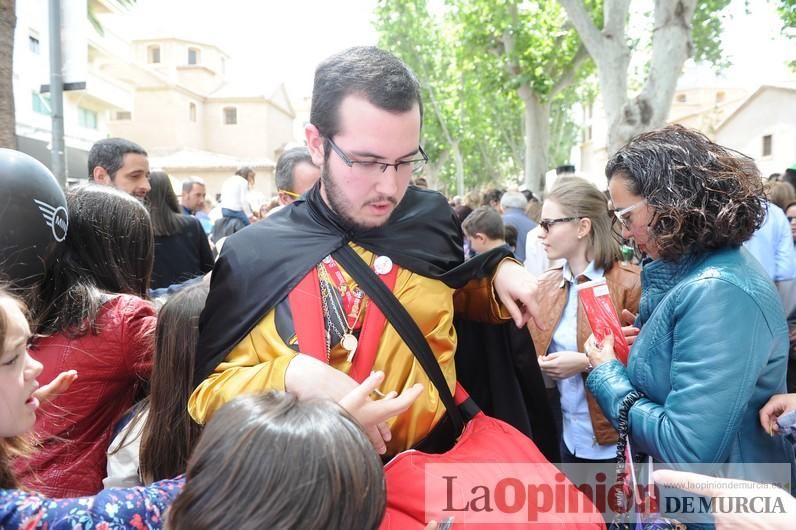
[715,89,796,178]
[176,66,221,96]
[264,105,295,157]
[108,88,207,152]
[204,100,270,159]
[133,39,226,87]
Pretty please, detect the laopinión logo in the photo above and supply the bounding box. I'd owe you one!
[34,199,68,242]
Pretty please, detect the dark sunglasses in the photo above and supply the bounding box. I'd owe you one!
[539,217,580,232]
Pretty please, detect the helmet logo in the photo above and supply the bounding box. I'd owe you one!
[34,199,68,242]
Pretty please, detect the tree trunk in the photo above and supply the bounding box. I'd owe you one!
[0,0,17,149]
[520,85,550,194]
[452,141,464,196]
[607,1,696,152]
[559,0,696,156]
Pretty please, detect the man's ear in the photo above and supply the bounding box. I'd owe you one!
[305,124,325,167]
[92,166,111,184]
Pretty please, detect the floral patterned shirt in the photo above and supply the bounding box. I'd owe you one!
[0,476,183,529]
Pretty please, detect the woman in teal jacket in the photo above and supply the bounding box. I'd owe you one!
[585,126,795,484]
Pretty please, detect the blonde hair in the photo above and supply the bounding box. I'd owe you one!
[767,181,796,211]
[546,177,621,271]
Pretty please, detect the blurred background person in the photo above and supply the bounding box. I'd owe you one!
[274,147,321,208]
[220,166,255,226]
[180,177,207,216]
[501,190,536,262]
[147,171,214,290]
[461,206,509,255]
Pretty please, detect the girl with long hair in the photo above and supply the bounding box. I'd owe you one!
[105,282,208,487]
[16,185,157,497]
[528,176,641,463]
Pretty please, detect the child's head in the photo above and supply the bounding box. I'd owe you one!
[0,290,43,439]
[462,206,505,254]
[167,392,386,530]
[34,185,154,336]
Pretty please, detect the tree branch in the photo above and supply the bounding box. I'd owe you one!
[557,0,603,58]
[603,0,631,39]
[550,43,589,98]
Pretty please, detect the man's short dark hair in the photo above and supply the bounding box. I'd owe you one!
[310,47,423,159]
[181,177,206,194]
[88,138,147,180]
[275,147,315,193]
[462,206,505,241]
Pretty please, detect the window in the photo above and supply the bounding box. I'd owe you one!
[28,34,40,54]
[223,107,237,125]
[114,111,132,120]
[188,47,200,65]
[148,45,161,64]
[676,93,687,103]
[32,92,50,115]
[715,91,725,103]
[762,135,772,157]
[78,107,98,129]
[189,102,196,122]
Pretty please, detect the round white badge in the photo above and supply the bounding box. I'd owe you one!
[374,255,393,275]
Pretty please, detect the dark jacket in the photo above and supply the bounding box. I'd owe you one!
[151,215,214,289]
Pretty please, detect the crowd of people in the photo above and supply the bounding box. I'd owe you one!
[1,45,796,529]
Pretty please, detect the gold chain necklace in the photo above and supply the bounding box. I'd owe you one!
[317,262,365,362]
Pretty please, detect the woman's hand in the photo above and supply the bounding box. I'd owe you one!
[759,393,796,435]
[538,351,589,380]
[339,371,423,455]
[585,333,617,368]
[32,370,78,403]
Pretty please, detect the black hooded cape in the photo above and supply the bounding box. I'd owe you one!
[195,183,510,383]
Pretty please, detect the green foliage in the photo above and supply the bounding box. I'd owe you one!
[691,0,733,70]
[376,0,595,193]
[778,0,796,29]
[778,0,796,70]
[88,0,136,36]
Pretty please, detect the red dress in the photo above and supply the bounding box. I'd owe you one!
[16,295,155,498]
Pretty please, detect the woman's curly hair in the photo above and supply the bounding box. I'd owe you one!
[606,125,765,261]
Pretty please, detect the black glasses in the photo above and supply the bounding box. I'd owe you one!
[539,217,580,232]
[326,137,428,177]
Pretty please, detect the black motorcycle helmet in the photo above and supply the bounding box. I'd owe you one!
[0,148,68,289]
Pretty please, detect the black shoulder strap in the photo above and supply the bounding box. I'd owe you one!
[332,245,466,435]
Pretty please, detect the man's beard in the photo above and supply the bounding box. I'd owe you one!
[321,163,396,233]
